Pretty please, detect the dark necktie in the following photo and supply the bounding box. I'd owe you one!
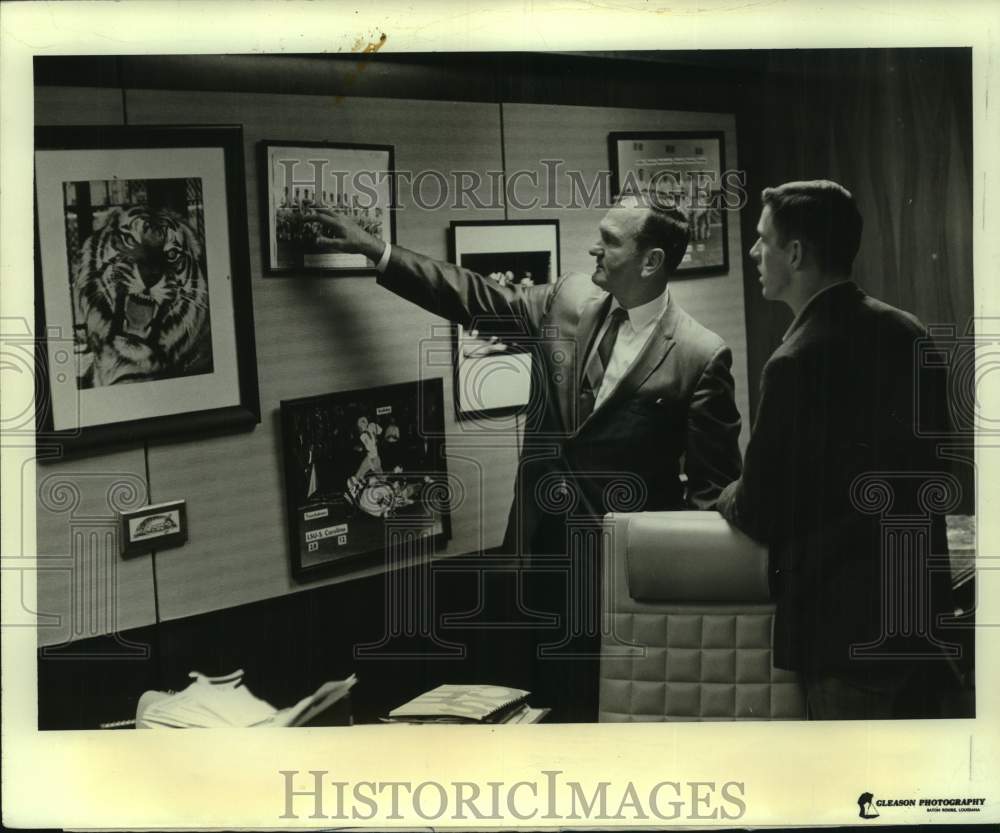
[579,306,628,422]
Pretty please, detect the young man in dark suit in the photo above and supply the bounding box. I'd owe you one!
[309,194,743,720]
[717,180,960,719]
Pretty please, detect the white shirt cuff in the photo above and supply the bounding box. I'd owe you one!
[374,242,392,273]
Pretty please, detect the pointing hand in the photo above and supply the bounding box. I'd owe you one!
[304,207,386,262]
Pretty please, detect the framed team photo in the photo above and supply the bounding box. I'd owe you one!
[33,125,260,457]
[609,131,729,275]
[280,378,452,581]
[449,220,561,420]
[259,140,396,275]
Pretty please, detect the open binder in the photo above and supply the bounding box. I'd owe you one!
[387,684,549,724]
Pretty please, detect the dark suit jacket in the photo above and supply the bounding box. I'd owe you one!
[717,282,955,673]
[379,246,743,555]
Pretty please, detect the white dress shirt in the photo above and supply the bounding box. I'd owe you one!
[592,289,670,410]
[375,241,393,272]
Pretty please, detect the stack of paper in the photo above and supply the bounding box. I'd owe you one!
[136,670,356,728]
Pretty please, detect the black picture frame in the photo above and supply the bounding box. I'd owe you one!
[33,125,260,458]
[448,219,561,421]
[119,499,188,558]
[608,130,730,276]
[258,140,396,276]
[280,378,451,582]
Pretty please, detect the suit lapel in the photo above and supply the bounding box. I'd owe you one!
[574,294,682,433]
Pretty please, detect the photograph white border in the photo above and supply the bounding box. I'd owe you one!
[35,146,240,430]
[451,220,561,420]
[2,1,998,829]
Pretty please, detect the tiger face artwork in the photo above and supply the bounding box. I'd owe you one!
[71,205,213,387]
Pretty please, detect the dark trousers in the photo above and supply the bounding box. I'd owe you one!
[518,516,605,723]
[520,568,601,723]
[803,662,963,720]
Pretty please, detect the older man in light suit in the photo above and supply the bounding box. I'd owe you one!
[309,194,742,720]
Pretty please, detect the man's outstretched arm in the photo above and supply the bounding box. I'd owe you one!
[308,208,552,330]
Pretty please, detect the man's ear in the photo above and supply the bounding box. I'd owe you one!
[787,239,804,270]
[642,247,666,277]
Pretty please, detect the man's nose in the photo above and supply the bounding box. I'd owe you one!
[589,244,602,257]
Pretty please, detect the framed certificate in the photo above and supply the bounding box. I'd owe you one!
[609,131,729,276]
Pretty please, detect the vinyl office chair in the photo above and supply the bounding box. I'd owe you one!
[598,511,806,721]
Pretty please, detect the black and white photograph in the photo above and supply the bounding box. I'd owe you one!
[3,3,998,829]
[450,219,560,419]
[260,140,395,275]
[280,378,451,580]
[61,176,213,388]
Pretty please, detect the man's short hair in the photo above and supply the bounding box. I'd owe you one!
[761,180,863,276]
[621,191,691,274]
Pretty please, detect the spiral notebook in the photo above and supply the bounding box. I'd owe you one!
[387,684,532,723]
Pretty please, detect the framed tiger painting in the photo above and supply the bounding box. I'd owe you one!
[33,125,260,457]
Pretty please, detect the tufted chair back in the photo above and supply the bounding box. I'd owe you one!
[598,511,806,722]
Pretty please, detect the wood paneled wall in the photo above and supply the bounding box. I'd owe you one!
[735,49,975,512]
[34,81,747,640]
[737,49,973,410]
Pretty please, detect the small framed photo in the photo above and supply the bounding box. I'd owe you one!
[280,378,451,581]
[608,131,729,276]
[119,500,188,558]
[259,140,395,275]
[34,125,260,457]
[449,220,561,420]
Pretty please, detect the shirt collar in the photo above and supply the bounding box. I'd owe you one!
[610,286,670,332]
[783,280,852,341]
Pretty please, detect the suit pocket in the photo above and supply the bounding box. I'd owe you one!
[622,394,684,431]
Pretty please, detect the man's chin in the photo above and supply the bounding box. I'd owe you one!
[591,270,606,286]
